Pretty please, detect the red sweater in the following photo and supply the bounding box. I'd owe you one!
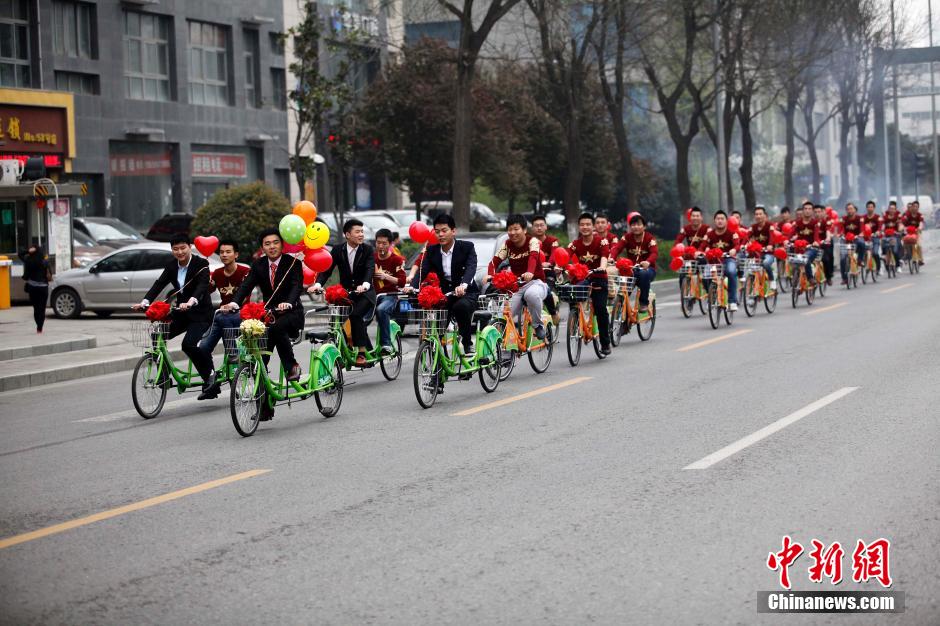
[704,228,740,254]
[568,236,610,271]
[489,235,544,280]
[676,224,709,247]
[611,232,658,265]
[793,218,820,243]
[209,264,250,306]
[374,252,406,294]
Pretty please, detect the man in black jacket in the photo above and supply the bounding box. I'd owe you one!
[408,214,479,354]
[309,218,375,366]
[133,235,216,398]
[222,228,304,388]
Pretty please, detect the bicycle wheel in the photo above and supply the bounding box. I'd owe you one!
[610,295,624,346]
[861,262,868,284]
[592,332,604,359]
[779,263,791,293]
[679,275,694,318]
[707,282,721,329]
[566,307,582,366]
[743,274,757,317]
[791,272,800,308]
[764,286,777,313]
[723,295,734,325]
[490,318,515,382]
[413,341,440,408]
[816,271,827,298]
[230,363,261,437]
[806,281,815,305]
[478,339,502,393]
[527,322,554,373]
[314,359,344,418]
[131,353,168,419]
[380,333,403,381]
[852,272,859,287]
[637,301,656,341]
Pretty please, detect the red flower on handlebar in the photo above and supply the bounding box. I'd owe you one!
[324,285,351,306]
[240,301,268,321]
[492,269,519,293]
[145,301,171,321]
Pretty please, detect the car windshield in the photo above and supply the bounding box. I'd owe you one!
[466,237,504,270]
[472,204,498,220]
[359,215,397,231]
[73,231,97,247]
[85,220,142,241]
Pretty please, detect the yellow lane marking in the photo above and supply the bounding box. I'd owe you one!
[0,469,271,550]
[880,283,913,294]
[452,377,592,416]
[801,302,848,317]
[676,329,753,352]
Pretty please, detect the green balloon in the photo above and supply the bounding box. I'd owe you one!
[279,214,306,244]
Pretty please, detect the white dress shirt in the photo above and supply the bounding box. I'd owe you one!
[441,245,454,281]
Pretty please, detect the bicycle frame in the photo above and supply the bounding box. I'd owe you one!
[242,338,341,406]
[421,322,501,380]
[499,301,551,354]
[573,299,599,343]
[145,332,236,392]
[327,310,402,368]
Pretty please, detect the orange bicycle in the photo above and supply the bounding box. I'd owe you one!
[479,289,555,381]
[788,250,816,307]
[558,278,606,366]
[678,260,708,318]
[861,242,878,284]
[741,257,777,316]
[609,275,656,344]
[838,240,860,289]
[704,261,734,329]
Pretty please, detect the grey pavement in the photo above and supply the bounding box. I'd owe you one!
[0,233,937,624]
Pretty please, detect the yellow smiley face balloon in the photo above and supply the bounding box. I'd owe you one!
[303,221,330,250]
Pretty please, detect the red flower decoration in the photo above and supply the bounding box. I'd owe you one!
[746,240,764,257]
[566,262,589,282]
[885,228,896,236]
[422,272,440,287]
[773,247,787,260]
[417,285,447,309]
[145,300,171,321]
[324,284,350,305]
[903,234,918,244]
[793,239,809,252]
[683,247,698,260]
[491,269,519,292]
[615,258,635,275]
[669,257,683,271]
[845,232,856,243]
[240,301,267,321]
[906,225,918,235]
[705,248,724,263]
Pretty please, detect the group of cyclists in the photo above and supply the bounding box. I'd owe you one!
[131,197,927,425]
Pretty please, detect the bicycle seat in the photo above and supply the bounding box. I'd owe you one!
[472,311,492,329]
[306,330,331,342]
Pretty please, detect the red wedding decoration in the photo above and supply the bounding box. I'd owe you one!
[418,285,447,309]
[145,300,171,321]
[616,258,635,275]
[324,285,351,305]
[491,270,519,292]
[566,262,589,282]
[240,301,267,321]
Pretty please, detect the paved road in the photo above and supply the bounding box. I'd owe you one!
[1,237,938,624]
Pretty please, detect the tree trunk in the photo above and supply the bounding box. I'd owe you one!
[738,112,756,212]
[676,138,693,210]
[610,117,638,213]
[783,90,798,208]
[801,86,821,202]
[855,120,870,202]
[837,111,852,205]
[452,57,476,231]
[564,114,585,241]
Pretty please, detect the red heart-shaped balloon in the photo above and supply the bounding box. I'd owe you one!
[194,235,219,257]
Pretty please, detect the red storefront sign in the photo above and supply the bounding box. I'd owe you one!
[0,153,64,168]
[110,152,173,177]
[0,104,69,155]
[191,152,247,178]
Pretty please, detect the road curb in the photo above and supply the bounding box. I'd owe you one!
[0,336,98,362]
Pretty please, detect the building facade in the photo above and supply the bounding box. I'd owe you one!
[0,0,291,233]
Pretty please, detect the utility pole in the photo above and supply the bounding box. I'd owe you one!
[891,0,903,203]
[713,0,728,212]
[930,0,939,202]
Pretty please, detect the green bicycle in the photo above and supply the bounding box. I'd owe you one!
[307,293,404,380]
[229,312,344,437]
[412,298,503,408]
[130,313,240,419]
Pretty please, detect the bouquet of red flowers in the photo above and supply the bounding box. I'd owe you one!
[324,284,350,305]
[422,272,440,287]
[903,234,918,244]
[845,232,856,242]
[906,225,918,235]
[746,240,764,257]
[145,300,171,322]
[773,247,787,260]
[705,248,724,264]
[417,285,447,309]
[615,258,635,275]
[566,262,589,282]
[240,301,267,321]
[793,239,809,252]
[885,228,896,237]
[491,269,519,292]
[683,246,698,260]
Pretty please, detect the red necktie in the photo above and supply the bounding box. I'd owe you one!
[270,262,277,288]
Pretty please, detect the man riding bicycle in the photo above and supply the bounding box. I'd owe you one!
[882,200,904,265]
[609,213,658,313]
[132,235,215,399]
[792,202,821,286]
[861,200,884,274]
[675,206,709,249]
[901,201,926,266]
[309,218,377,366]
[813,204,835,285]
[594,213,618,247]
[748,206,777,291]
[567,212,612,355]
[700,210,741,311]
[485,214,548,340]
[530,213,561,325]
[839,202,864,285]
[371,228,406,355]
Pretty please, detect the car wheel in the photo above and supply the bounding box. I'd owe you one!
[52,287,83,319]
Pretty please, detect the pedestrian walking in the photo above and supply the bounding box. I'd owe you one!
[20,245,52,333]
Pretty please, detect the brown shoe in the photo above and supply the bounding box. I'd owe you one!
[355,353,367,367]
[287,363,301,382]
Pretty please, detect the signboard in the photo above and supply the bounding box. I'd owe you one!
[0,153,64,169]
[329,8,379,38]
[191,152,247,178]
[48,197,72,273]
[110,152,173,177]
[0,104,69,155]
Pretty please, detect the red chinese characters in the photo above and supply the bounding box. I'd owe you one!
[767,535,804,590]
[852,538,892,588]
[808,540,844,585]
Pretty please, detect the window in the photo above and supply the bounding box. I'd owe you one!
[53,1,95,59]
[123,11,171,101]
[0,0,30,87]
[55,71,99,95]
[189,20,230,106]
[270,67,286,110]
[274,168,290,199]
[94,250,139,273]
[137,249,173,271]
[243,28,260,108]
[269,32,284,56]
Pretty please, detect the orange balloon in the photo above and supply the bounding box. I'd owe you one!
[293,200,318,224]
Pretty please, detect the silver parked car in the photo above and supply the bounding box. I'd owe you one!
[49,243,222,318]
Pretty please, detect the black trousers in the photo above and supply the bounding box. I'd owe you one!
[447,293,478,349]
[27,285,48,331]
[265,311,301,371]
[588,277,611,349]
[821,244,834,281]
[167,316,213,381]
[349,295,375,350]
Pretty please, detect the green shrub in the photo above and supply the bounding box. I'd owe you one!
[190,182,291,262]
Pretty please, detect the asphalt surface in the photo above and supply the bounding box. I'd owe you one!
[1,233,938,624]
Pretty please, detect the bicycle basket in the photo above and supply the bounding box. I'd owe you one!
[742,258,763,274]
[836,243,856,256]
[131,320,171,348]
[678,260,698,275]
[557,283,592,303]
[477,293,508,314]
[238,328,268,353]
[701,264,724,279]
[221,327,243,360]
[608,275,635,292]
[787,253,807,265]
[418,307,450,336]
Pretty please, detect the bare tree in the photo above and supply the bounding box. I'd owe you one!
[436,0,523,230]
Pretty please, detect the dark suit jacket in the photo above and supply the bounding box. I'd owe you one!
[316,243,377,304]
[232,254,304,326]
[412,240,479,294]
[144,255,212,323]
